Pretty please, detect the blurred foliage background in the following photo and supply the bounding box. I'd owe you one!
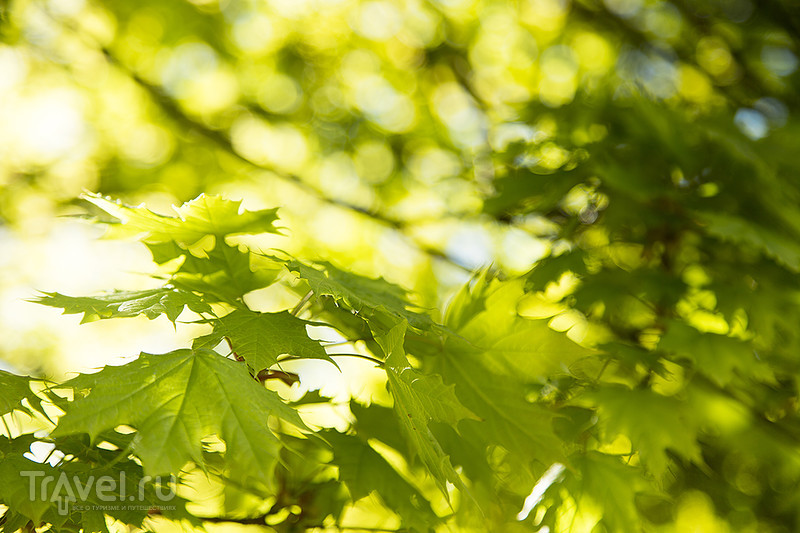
[3,0,796,372]
[2,0,800,530]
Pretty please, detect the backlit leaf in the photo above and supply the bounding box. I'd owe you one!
[561,452,646,533]
[169,241,280,303]
[84,193,281,246]
[194,309,334,373]
[659,321,774,386]
[377,320,472,497]
[32,287,212,324]
[53,349,306,488]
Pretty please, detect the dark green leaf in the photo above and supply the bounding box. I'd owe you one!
[697,211,800,272]
[587,385,701,477]
[287,260,439,334]
[659,321,774,386]
[324,431,439,532]
[0,371,46,418]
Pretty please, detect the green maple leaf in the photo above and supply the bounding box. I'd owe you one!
[32,287,212,324]
[0,436,51,526]
[525,249,587,291]
[382,328,476,429]
[435,278,590,471]
[563,452,646,533]
[659,321,775,386]
[286,260,438,334]
[442,268,494,332]
[0,442,89,531]
[194,309,334,373]
[53,349,306,488]
[484,166,588,217]
[84,193,281,246]
[437,342,565,468]
[0,371,47,418]
[324,431,439,532]
[0,455,56,527]
[0,435,194,531]
[167,241,280,303]
[377,320,473,498]
[572,268,686,313]
[697,211,800,272]
[349,402,409,455]
[145,240,191,265]
[587,385,701,477]
[447,279,592,379]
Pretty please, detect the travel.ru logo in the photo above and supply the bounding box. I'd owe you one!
[20,470,176,516]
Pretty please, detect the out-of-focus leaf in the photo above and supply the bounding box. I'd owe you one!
[324,431,439,532]
[525,250,587,291]
[572,268,686,312]
[484,167,588,216]
[456,280,592,378]
[437,279,585,472]
[659,321,774,386]
[697,211,800,272]
[561,451,646,533]
[587,385,702,477]
[443,267,494,332]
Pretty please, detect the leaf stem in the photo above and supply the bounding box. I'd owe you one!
[330,353,386,366]
[595,357,612,382]
[103,439,137,469]
[41,445,59,467]
[290,290,314,316]
[322,338,370,347]
[279,353,385,367]
[1,414,13,438]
